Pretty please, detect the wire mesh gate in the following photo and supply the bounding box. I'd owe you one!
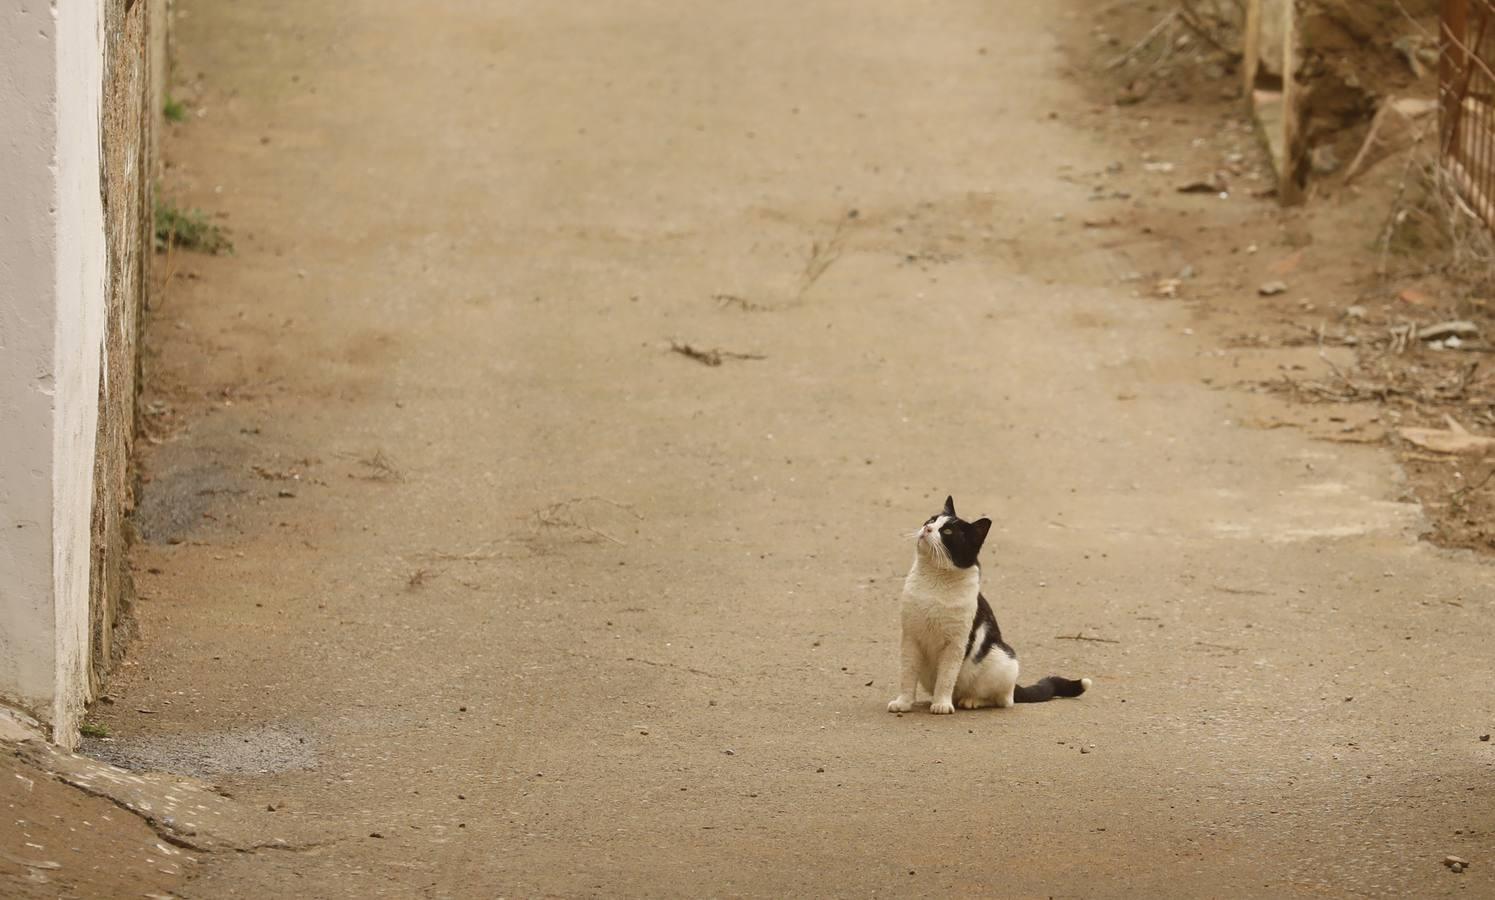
[1442,0,1495,227]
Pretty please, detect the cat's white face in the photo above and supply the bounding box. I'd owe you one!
[918,515,950,552]
[915,515,956,568]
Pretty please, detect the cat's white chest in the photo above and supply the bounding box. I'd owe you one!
[900,564,979,647]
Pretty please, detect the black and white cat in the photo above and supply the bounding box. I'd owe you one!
[887,496,1090,715]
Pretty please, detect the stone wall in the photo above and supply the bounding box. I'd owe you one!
[91,0,166,693]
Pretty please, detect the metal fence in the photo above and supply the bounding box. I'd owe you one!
[1442,0,1495,227]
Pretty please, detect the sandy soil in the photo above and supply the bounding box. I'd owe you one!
[79,0,1495,896]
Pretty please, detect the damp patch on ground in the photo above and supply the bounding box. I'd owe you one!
[82,725,318,778]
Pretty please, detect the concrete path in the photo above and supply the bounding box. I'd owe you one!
[106,0,1494,896]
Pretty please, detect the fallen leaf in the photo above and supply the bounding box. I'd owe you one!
[1269,250,1304,276]
[1398,416,1495,455]
[1416,320,1479,341]
[1176,174,1227,194]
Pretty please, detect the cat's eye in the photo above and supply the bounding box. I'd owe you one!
[941,527,952,535]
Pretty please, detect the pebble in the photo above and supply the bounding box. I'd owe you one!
[1444,855,1469,869]
[1258,280,1288,296]
[1344,305,1367,320]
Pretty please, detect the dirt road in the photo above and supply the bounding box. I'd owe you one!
[88,0,1495,896]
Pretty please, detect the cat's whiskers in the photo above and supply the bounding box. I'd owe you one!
[926,531,952,568]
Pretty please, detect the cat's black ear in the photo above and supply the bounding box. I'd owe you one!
[967,517,992,551]
[943,495,956,516]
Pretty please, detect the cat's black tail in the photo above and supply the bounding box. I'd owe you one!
[1013,676,1092,703]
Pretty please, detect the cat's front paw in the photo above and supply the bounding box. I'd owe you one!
[887,697,913,713]
[929,699,955,715]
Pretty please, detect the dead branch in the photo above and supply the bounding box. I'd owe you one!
[1107,11,1179,70]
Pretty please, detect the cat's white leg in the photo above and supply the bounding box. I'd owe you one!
[887,633,921,713]
[928,643,965,715]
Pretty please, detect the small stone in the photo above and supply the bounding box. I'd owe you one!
[277,489,296,498]
[1444,855,1469,869]
[723,749,735,756]
[1480,734,1490,741]
[1258,280,1288,296]
[1345,305,1367,320]
[1310,144,1340,175]
[1079,746,1091,754]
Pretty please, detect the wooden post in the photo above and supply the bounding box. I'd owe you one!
[1442,0,1470,159]
[1280,0,1305,204]
[1242,0,1261,104]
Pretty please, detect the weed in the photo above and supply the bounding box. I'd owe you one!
[164,95,187,123]
[352,450,403,483]
[79,722,110,739]
[154,200,232,254]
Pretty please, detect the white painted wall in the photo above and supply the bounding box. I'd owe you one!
[0,0,107,747]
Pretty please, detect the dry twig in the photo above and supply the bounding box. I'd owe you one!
[1107,11,1179,70]
[669,341,766,367]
